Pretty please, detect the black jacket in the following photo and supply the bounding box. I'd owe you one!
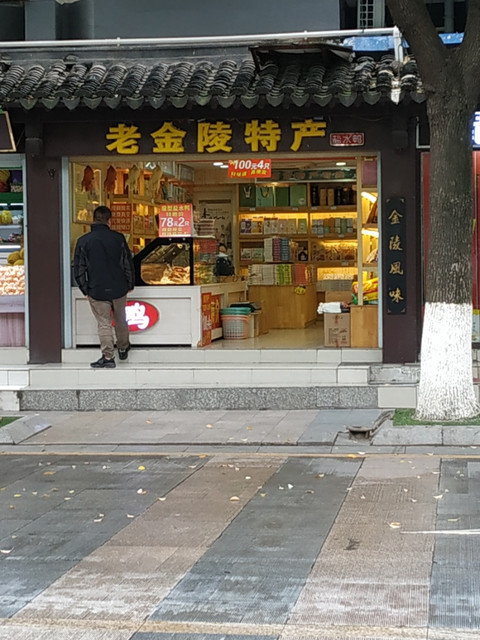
[73,224,135,301]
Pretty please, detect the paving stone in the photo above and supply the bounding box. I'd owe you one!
[373,425,443,446]
[19,390,78,411]
[149,457,361,625]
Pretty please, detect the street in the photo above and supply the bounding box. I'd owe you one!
[1,443,479,639]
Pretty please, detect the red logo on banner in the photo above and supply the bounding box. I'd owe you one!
[125,300,159,332]
[329,133,365,147]
[228,159,272,179]
[158,203,193,237]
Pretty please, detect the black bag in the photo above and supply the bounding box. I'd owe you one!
[215,256,234,276]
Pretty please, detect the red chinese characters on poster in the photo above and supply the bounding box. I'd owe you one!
[158,203,193,237]
[110,202,132,233]
[329,133,365,147]
[228,159,272,179]
[201,292,212,346]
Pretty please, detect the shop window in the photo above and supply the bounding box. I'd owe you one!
[0,166,25,347]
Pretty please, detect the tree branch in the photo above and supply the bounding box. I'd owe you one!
[386,0,446,93]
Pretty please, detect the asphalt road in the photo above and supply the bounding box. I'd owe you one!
[1,449,480,640]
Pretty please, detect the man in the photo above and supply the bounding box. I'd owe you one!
[74,205,134,369]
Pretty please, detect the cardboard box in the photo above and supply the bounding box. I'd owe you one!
[350,305,378,348]
[318,290,353,304]
[323,313,351,347]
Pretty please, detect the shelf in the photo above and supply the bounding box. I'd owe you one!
[310,206,357,213]
[315,260,357,267]
[239,208,308,214]
[0,224,22,230]
[313,234,357,241]
[239,234,309,240]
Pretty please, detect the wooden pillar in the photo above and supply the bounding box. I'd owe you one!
[381,120,422,364]
[26,153,62,363]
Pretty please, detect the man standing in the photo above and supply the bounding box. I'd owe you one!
[74,205,134,368]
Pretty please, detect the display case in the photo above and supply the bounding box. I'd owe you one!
[134,236,218,287]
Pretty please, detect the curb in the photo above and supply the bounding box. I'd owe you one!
[0,415,51,445]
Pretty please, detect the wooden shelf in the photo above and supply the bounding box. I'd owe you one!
[313,234,357,241]
[310,206,357,213]
[239,207,308,214]
[239,234,310,240]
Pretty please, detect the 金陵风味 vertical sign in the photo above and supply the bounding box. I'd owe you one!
[385,196,407,314]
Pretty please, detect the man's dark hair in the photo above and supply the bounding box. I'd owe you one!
[93,205,112,224]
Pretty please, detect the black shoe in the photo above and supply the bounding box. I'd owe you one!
[118,345,131,361]
[91,356,116,369]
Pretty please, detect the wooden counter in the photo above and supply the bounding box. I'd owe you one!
[248,284,317,330]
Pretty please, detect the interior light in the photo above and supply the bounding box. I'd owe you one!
[361,191,377,203]
[213,162,224,166]
[361,228,379,238]
[220,164,229,169]
[336,161,347,166]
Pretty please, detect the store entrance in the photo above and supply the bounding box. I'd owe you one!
[68,154,380,351]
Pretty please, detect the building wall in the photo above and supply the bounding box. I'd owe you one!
[2,0,340,42]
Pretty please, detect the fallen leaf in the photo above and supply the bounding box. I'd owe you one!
[234,467,240,472]
[138,465,145,471]
[127,514,135,518]
[247,426,253,430]
[306,490,314,494]
[448,518,459,522]
[188,465,197,469]
[9,505,14,510]
[403,488,409,492]
[411,499,418,503]
[360,495,366,500]
[278,485,285,490]
[31,492,38,496]
[13,494,21,498]
[434,494,444,500]
[245,476,251,480]
[68,490,75,494]
[471,446,478,449]
[348,454,357,458]
[198,454,207,458]
[43,494,50,498]
[0,549,12,554]
[357,451,366,455]
[259,493,266,497]
[316,473,325,478]
[137,489,147,495]
[287,483,294,489]
[71,465,76,469]
[93,518,103,523]
[427,453,434,456]
[241,438,248,442]
[206,424,213,429]
[388,522,401,529]
[52,488,59,492]
[230,496,240,501]
[64,497,71,501]
[145,420,152,424]
[43,471,56,476]
[157,497,166,502]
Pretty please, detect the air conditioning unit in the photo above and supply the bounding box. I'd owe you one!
[357,0,385,28]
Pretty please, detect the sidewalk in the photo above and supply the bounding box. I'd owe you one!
[3,408,480,453]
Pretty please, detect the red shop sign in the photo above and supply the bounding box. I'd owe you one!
[329,132,365,147]
[125,300,159,332]
[228,158,272,179]
[158,203,193,237]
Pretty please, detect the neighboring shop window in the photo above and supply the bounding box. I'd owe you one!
[0,167,25,346]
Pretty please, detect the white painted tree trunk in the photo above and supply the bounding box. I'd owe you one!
[416,302,479,421]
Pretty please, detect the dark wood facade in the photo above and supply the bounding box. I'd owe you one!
[6,101,423,364]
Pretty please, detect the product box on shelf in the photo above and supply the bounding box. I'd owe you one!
[323,313,351,347]
[290,184,307,207]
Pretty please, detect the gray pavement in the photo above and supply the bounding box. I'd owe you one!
[1,449,480,639]
[2,408,480,453]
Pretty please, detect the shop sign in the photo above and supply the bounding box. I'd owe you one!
[329,132,364,147]
[105,118,328,155]
[201,292,212,346]
[228,159,271,178]
[385,196,407,314]
[157,203,193,237]
[125,300,159,332]
[0,111,15,152]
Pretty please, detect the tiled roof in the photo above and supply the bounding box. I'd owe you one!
[0,53,423,111]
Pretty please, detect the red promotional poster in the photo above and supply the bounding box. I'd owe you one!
[110,202,132,233]
[201,292,212,346]
[228,159,272,179]
[158,203,193,237]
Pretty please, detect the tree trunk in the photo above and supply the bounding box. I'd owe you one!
[416,90,479,420]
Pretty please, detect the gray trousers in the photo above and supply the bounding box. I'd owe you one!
[89,295,129,360]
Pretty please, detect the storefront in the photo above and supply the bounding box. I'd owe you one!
[0,46,424,365]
